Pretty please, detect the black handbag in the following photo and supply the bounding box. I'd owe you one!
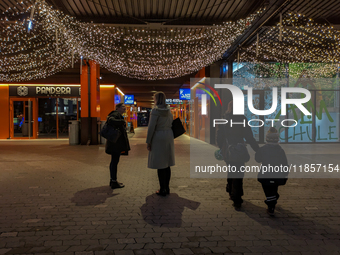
[100,122,121,143]
[171,117,186,138]
[221,140,250,163]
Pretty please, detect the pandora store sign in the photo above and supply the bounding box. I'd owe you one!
[9,85,81,97]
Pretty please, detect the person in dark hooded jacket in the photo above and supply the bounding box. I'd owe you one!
[105,103,130,189]
[217,101,259,209]
[255,127,288,216]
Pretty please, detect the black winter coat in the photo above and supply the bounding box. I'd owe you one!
[216,113,259,153]
[105,111,130,155]
[255,143,288,186]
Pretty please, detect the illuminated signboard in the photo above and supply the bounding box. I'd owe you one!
[166,99,183,104]
[179,88,191,100]
[114,95,121,104]
[9,85,80,97]
[124,95,134,104]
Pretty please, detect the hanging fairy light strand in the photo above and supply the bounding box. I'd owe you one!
[235,13,340,78]
[0,0,262,81]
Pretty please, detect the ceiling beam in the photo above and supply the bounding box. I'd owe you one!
[88,22,218,28]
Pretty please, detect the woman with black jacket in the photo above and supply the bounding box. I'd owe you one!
[105,103,130,189]
[217,101,259,209]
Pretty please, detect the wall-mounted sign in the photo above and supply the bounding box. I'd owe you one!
[9,85,80,97]
[124,95,134,104]
[114,95,121,104]
[166,99,183,104]
[179,88,191,100]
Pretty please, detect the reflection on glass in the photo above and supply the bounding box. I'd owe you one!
[315,90,339,143]
[38,98,57,138]
[38,98,78,139]
[13,101,33,137]
[58,98,78,138]
[244,94,260,142]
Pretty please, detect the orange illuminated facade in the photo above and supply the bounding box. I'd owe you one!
[0,83,117,139]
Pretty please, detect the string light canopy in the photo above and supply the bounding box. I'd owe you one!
[235,13,340,78]
[234,62,339,79]
[0,0,261,82]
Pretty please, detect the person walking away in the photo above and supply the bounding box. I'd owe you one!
[146,92,175,196]
[105,103,130,189]
[217,101,259,209]
[255,127,288,216]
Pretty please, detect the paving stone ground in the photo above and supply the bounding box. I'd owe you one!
[0,127,339,255]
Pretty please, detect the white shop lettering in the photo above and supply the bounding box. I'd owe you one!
[36,87,71,95]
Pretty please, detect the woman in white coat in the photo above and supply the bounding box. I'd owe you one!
[146,92,175,196]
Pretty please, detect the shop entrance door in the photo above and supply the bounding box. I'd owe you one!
[10,98,37,139]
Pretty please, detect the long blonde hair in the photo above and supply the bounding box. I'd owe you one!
[154,91,166,107]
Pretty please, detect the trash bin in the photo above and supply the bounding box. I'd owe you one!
[21,122,28,136]
[100,120,106,144]
[22,121,33,136]
[69,120,79,145]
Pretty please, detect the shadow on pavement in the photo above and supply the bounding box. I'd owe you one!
[240,200,340,252]
[71,186,117,206]
[140,193,200,228]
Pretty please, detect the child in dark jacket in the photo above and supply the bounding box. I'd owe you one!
[255,127,288,216]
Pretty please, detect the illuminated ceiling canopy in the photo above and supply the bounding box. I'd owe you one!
[0,0,260,81]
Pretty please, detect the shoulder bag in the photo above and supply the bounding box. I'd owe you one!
[100,122,121,143]
[171,117,186,138]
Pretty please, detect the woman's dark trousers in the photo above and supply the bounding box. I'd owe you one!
[157,167,171,191]
[110,152,121,181]
[226,162,244,205]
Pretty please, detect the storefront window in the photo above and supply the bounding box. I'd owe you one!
[38,98,57,138]
[57,98,78,138]
[37,98,78,138]
[315,90,340,142]
[244,93,260,142]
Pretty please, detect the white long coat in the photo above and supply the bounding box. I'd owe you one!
[146,106,175,169]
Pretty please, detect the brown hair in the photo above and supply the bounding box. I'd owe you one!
[154,91,166,107]
[115,103,124,110]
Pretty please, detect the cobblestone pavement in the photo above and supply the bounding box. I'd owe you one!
[0,127,339,255]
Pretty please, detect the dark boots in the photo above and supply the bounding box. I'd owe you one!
[157,167,171,196]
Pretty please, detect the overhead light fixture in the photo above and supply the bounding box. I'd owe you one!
[100,85,115,88]
[116,87,124,95]
[191,77,206,90]
[27,20,33,31]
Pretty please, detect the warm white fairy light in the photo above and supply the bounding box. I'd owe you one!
[236,13,340,78]
[0,0,261,81]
